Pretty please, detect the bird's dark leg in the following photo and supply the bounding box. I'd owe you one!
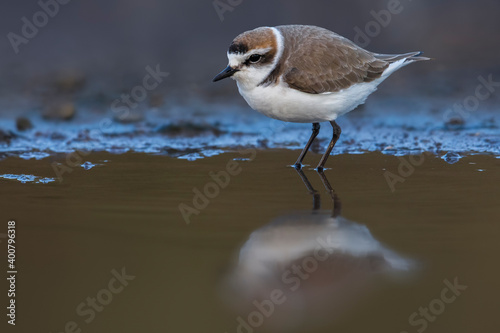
[294,122,320,170]
[316,120,341,171]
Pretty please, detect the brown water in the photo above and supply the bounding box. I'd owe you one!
[1,151,499,332]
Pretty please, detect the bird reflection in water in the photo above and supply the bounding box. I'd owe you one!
[221,170,413,332]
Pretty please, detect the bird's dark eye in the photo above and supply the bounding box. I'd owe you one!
[248,54,262,63]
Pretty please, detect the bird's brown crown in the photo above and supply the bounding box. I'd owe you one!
[228,27,277,57]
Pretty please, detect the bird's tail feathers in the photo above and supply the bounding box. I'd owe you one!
[375,51,431,63]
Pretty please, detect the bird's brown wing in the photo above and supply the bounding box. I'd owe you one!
[276,25,389,94]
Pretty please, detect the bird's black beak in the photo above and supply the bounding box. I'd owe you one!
[213,66,239,82]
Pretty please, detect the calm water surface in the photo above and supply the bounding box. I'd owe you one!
[0,151,498,332]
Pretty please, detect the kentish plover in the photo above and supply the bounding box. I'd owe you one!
[213,25,429,170]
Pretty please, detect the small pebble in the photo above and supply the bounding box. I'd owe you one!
[113,109,144,123]
[53,69,86,93]
[43,101,76,121]
[16,117,34,131]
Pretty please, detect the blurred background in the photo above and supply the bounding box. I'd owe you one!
[1,0,500,107]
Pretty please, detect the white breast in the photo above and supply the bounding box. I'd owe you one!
[236,59,408,123]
